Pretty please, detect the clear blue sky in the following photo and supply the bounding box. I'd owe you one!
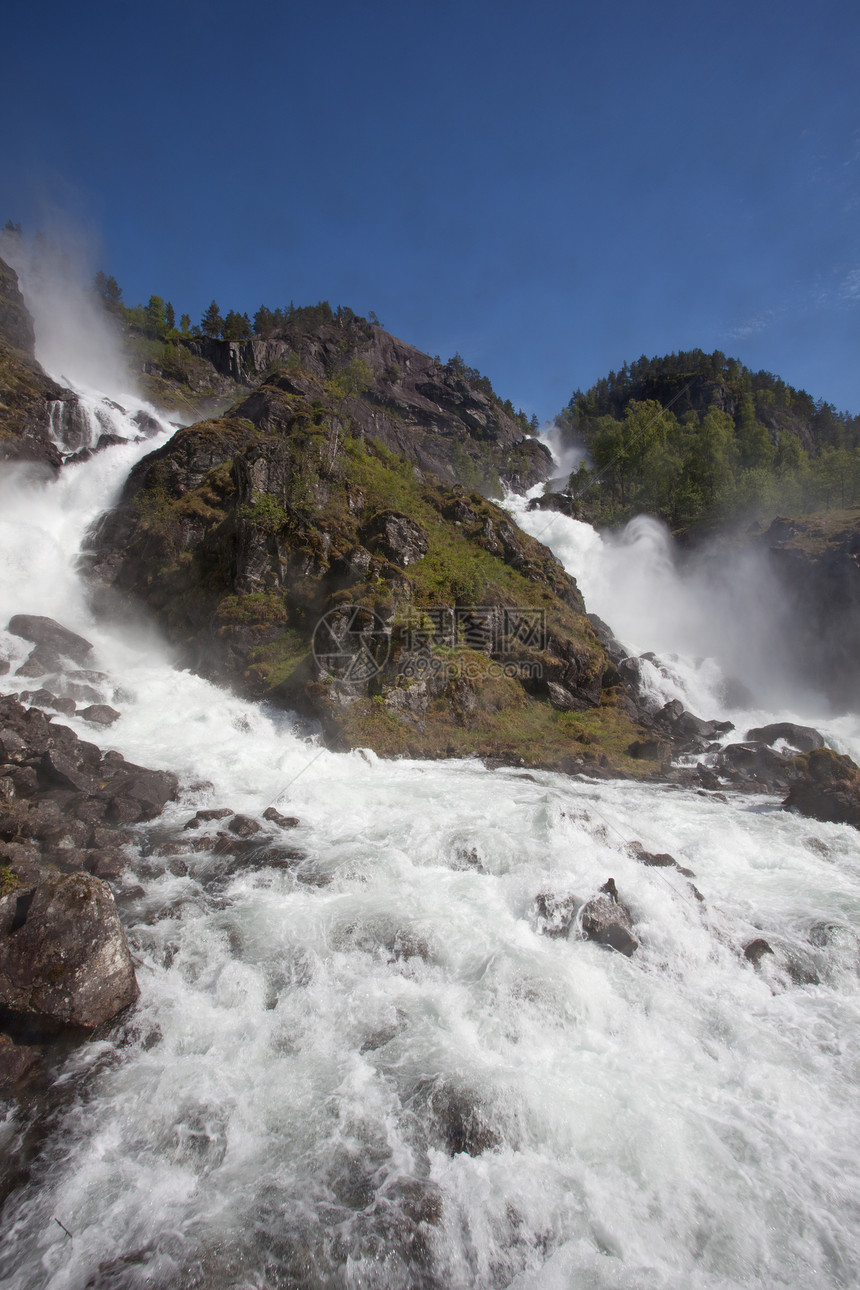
[3,0,859,418]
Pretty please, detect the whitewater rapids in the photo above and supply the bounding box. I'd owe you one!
[0,375,859,1287]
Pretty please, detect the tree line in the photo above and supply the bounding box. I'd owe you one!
[558,350,860,528]
[92,271,374,344]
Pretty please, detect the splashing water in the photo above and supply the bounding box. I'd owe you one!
[1,290,860,1288]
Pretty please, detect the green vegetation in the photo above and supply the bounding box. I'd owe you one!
[558,349,860,530]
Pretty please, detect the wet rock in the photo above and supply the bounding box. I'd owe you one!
[0,872,138,1034]
[7,615,93,666]
[228,813,261,837]
[534,890,580,938]
[18,688,76,717]
[712,741,793,791]
[630,841,696,878]
[418,1081,501,1156]
[744,938,774,966]
[16,646,63,678]
[0,660,9,676]
[61,682,103,704]
[653,699,734,748]
[783,747,860,829]
[262,806,300,828]
[579,885,638,955]
[100,763,179,823]
[745,722,825,753]
[40,749,98,795]
[79,704,120,726]
[194,807,233,822]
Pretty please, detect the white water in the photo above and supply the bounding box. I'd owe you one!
[1,323,860,1289]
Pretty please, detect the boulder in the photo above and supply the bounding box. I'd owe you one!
[7,615,93,666]
[712,741,793,791]
[0,873,138,1034]
[227,813,261,837]
[100,762,179,822]
[783,748,860,829]
[579,881,638,955]
[745,722,825,753]
[79,704,120,726]
[16,647,63,678]
[262,806,300,828]
[655,699,733,744]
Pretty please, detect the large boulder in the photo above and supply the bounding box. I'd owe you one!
[7,615,93,666]
[745,722,825,753]
[579,880,638,955]
[0,872,138,1034]
[783,748,860,829]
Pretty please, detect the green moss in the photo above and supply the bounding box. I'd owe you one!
[0,865,21,898]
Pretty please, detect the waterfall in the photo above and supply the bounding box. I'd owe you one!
[1,298,860,1290]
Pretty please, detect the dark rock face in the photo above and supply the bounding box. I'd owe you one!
[783,748,860,829]
[0,872,138,1034]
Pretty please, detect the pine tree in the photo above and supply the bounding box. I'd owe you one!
[200,300,224,338]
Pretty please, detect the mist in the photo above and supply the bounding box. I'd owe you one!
[509,497,850,732]
[0,218,133,400]
[538,420,589,479]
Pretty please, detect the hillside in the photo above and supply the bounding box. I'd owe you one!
[86,360,653,773]
[550,348,860,532]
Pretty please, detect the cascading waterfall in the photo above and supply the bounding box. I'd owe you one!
[1,341,860,1288]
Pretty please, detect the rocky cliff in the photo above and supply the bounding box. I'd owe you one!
[138,318,552,495]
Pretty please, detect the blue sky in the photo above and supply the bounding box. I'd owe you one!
[3,0,859,418]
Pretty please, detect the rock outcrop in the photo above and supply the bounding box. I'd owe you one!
[86,373,654,773]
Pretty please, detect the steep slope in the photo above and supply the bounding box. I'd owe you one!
[135,313,551,495]
[87,366,651,773]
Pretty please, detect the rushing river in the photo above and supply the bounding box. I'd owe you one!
[1,303,860,1289]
